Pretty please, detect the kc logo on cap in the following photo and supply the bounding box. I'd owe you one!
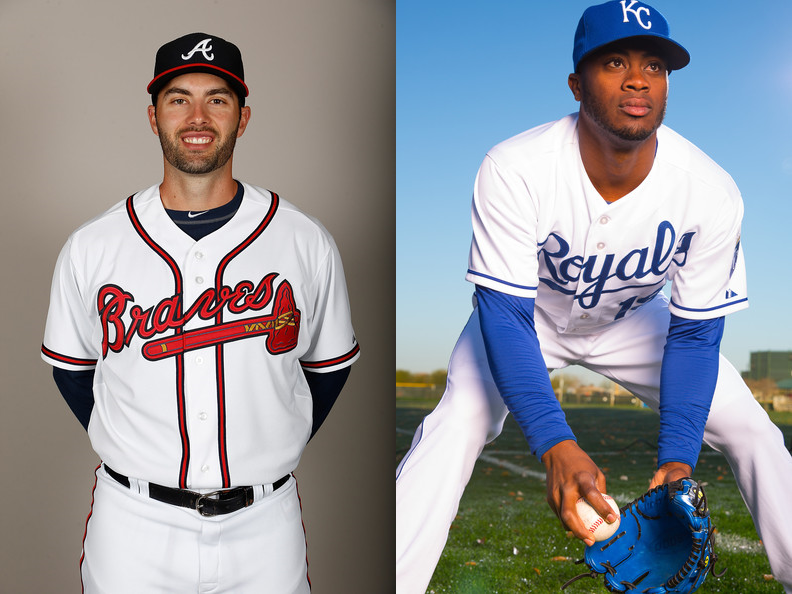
[147,32,248,104]
[620,0,651,30]
[572,0,689,72]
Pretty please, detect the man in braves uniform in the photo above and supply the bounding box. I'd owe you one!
[41,33,359,593]
[396,2,792,592]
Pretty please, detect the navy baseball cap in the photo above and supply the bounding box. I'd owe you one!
[147,33,248,104]
[573,1,690,72]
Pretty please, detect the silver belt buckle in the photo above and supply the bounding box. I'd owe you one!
[195,490,224,517]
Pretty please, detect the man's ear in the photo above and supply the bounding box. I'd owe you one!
[147,104,159,136]
[236,106,252,139]
[568,73,582,102]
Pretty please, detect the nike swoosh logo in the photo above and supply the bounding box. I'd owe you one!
[188,210,209,218]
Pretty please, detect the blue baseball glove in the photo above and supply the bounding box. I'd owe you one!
[562,478,725,593]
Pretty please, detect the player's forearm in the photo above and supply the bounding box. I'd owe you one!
[476,286,575,458]
[657,315,724,470]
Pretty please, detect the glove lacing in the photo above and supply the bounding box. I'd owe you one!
[666,482,727,588]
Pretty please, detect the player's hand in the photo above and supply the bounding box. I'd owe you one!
[541,439,616,546]
[648,461,693,489]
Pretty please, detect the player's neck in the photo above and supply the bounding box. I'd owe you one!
[158,164,238,211]
[578,122,657,204]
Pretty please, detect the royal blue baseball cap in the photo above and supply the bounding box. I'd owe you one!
[573,1,690,72]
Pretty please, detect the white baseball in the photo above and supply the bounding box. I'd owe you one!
[576,494,620,542]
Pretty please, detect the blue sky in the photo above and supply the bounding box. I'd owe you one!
[396,1,792,379]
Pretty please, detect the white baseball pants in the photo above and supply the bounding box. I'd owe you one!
[396,294,792,593]
[81,466,311,593]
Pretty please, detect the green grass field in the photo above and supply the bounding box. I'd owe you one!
[397,398,792,593]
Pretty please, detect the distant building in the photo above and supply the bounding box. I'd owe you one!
[744,351,792,382]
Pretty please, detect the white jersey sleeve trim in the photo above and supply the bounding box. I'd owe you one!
[466,151,542,299]
[668,297,748,320]
[300,342,360,373]
[465,269,539,294]
[40,345,98,371]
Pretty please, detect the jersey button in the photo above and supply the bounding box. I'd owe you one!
[201,465,210,473]
[195,356,204,365]
[596,242,606,250]
[195,276,204,285]
[198,412,208,421]
[599,216,610,225]
[194,251,204,260]
[580,313,590,319]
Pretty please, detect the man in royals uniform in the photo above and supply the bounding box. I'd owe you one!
[396,2,792,592]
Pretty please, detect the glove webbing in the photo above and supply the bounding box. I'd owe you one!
[666,527,726,589]
[665,480,726,589]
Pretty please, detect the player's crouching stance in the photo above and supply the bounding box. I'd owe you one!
[395,2,792,593]
[41,33,359,593]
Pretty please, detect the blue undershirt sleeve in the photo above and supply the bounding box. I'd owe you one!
[52,367,95,431]
[658,314,724,471]
[476,286,576,459]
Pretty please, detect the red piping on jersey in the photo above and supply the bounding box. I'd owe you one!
[126,196,192,489]
[41,345,97,367]
[293,474,312,589]
[79,464,102,593]
[213,191,280,488]
[301,343,360,370]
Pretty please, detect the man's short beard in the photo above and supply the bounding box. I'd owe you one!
[579,88,666,142]
[157,121,240,175]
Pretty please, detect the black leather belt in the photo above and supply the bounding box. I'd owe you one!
[104,464,290,517]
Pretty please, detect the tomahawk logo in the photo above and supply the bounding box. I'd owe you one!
[620,0,652,29]
[181,38,214,61]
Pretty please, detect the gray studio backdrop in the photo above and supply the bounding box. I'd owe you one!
[0,1,394,592]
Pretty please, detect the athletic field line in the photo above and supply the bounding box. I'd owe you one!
[478,453,546,480]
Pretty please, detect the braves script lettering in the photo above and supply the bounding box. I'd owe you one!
[538,220,695,313]
[99,272,280,357]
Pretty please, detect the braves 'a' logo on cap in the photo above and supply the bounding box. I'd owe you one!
[181,38,214,61]
[620,0,652,30]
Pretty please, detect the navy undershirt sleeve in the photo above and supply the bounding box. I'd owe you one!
[476,286,576,459]
[52,367,94,430]
[305,367,351,440]
[657,314,724,471]
[52,366,350,439]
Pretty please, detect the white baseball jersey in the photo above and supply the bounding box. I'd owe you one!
[42,183,359,490]
[466,113,748,329]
